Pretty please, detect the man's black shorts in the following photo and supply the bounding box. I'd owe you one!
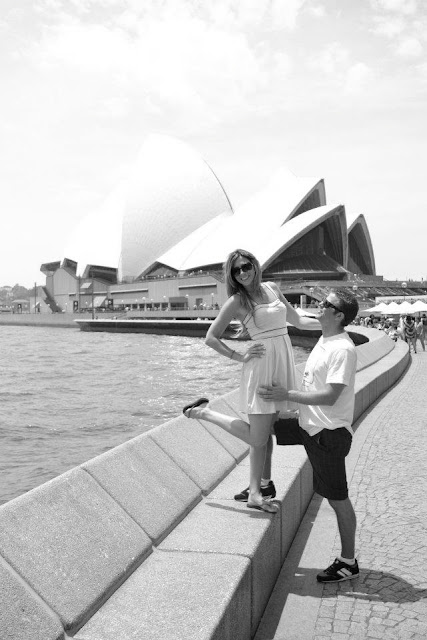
[274,417,352,501]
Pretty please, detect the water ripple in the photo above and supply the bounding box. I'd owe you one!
[0,325,308,504]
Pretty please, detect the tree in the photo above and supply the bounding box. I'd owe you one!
[11,284,30,300]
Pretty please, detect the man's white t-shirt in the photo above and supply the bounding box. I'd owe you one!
[299,332,357,436]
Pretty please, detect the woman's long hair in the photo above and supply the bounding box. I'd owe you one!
[224,249,263,317]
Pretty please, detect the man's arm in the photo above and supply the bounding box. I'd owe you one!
[258,382,346,406]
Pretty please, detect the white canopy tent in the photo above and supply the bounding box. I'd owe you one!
[411,300,427,313]
[396,301,416,315]
[381,301,403,315]
[365,302,389,314]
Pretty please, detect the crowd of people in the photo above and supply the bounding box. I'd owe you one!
[353,313,426,352]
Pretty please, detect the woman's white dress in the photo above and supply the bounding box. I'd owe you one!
[239,283,297,415]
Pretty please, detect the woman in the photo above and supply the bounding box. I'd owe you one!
[183,249,319,512]
[415,317,425,352]
[403,315,417,353]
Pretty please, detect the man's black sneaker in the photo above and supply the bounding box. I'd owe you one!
[317,558,359,583]
[234,481,276,502]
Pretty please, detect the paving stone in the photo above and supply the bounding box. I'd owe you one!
[0,468,151,633]
[198,391,250,461]
[335,612,351,620]
[307,353,427,638]
[75,551,251,640]
[0,560,64,640]
[158,497,281,634]
[82,434,201,543]
[333,620,350,632]
[148,414,236,493]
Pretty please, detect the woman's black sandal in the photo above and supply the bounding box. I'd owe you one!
[183,397,209,417]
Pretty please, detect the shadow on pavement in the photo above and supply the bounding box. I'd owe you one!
[290,567,427,603]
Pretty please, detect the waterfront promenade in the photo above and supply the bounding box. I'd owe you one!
[1,330,423,640]
[255,350,427,640]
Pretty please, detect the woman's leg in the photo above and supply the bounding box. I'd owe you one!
[185,405,253,443]
[186,406,278,513]
[247,414,278,513]
[262,434,274,479]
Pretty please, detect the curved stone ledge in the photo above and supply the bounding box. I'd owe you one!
[0,330,410,640]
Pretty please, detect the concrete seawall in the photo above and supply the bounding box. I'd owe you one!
[0,311,367,345]
[0,328,409,640]
[0,312,79,328]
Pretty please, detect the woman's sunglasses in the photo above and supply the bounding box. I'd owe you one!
[320,298,342,313]
[231,262,253,277]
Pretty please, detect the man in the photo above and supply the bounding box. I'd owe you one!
[415,316,425,352]
[258,289,359,583]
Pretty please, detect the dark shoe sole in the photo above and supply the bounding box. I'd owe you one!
[183,397,209,416]
[317,572,359,583]
[234,485,276,502]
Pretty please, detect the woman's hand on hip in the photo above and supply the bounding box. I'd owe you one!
[242,342,265,362]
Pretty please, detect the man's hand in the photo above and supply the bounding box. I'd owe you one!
[258,384,289,401]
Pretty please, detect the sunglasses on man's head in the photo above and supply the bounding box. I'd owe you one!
[231,262,253,277]
[320,298,342,313]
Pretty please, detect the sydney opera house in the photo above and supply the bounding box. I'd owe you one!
[39,135,422,315]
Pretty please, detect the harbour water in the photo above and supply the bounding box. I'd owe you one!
[0,326,309,505]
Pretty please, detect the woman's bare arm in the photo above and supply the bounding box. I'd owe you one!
[205,296,265,363]
[269,282,321,331]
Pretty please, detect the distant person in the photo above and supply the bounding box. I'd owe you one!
[415,317,425,352]
[366,314,375,327]
[258,289,359,583]
[403,315,417,353]
[386,324,399,342]
[183,248,319,512]
[396,323,404,341]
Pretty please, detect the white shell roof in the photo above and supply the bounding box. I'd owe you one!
[119,135,233,280]
[258,204,347,270]
[347,213,376,275]
[63,182,126,276]
[61,135,375,281]
[156,168,325,271]
[157,203,346,273]
[230,167,325,229]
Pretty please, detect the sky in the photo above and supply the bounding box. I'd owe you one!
[1,0,426,288]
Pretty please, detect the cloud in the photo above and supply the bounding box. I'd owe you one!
[31,0,308,33]
[270,0,307,30]
[306,4,326,18]
[369,2,425,61]
[371,0,418,15]
[395,36,423,57]
[415,60,427,91]
[33,22,132,73]
[344,62,375,95]
[306,42,375,100]
[308,42,349,75]
[21,2,298,132]
[371,15,406,38]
